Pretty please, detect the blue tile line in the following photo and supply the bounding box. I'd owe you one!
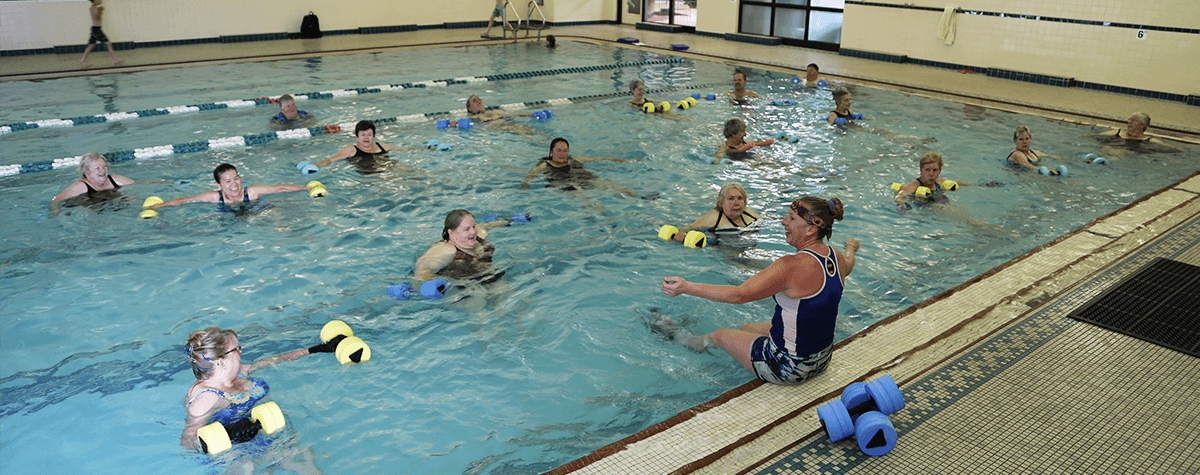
[755,213,1200,473]
[0,81,722,179]
[0,59,685,135]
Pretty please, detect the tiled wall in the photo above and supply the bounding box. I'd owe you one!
[0,0,615,53]
[841,1,1200,97]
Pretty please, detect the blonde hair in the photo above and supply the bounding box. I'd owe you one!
[715,182,748,210]
[184,327,238,379]
[919,152,944,168]
[77,152,106,177]
[1013,125,1031,140]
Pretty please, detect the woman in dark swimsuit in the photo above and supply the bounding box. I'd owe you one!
[150,163,307,215]
[663,182,762,244]
[1007,125,1066,171]
[520,137,653,198]
[414,209,516,286]
[50,152,138,216]
[314,120,436,174]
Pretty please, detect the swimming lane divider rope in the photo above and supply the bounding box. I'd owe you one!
[0,82,723,179]
[0,59,687,135]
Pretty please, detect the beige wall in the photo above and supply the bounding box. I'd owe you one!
[0,0,616,52]
[842,0,1200,96]
[695,0,738,34]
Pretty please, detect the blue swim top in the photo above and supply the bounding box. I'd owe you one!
[187,374,270,425]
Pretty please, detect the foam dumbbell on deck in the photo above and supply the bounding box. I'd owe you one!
[817,398,855,442]
[854,411,898,456]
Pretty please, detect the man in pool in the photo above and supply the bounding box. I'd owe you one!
[269,94,315,130]
[722,71,761,100]
[148,163,310,215]
[79,0,123,67]
[466,95,551,140]
[801,63,832,88]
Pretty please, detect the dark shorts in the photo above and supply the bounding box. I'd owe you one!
[750,337,832,385]
[88,26,109,45]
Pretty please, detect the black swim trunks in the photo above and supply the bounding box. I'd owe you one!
[88,26,109,45]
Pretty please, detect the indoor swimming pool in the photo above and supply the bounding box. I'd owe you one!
[1,40,1196,474]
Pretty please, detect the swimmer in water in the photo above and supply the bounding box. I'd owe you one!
[269,94,316,130]
[664,182,762,243]
[715,118,778,163]
[181,326,323,474]
[1083,112,1183,154]
[1006,125,1067,172]
[465,95,552,140]
[150,163,307,213]
[313,120,432,174]
[520,137,658,200]
[894,152,991,212]
[720,70,761,100]
[50,152,180,217]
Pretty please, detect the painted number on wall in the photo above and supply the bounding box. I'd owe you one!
[1137,30,1147,40]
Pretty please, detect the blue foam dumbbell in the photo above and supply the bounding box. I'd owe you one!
[436,119,450,129]
[420,279,447,299]
[816,375,906,456]
[457,118,472,129]
[296,162,319,175]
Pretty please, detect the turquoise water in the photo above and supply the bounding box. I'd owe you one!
[1,42,1196,474]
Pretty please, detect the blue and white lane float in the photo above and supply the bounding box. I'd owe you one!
[0,59,687,135]
[2,82,725,179]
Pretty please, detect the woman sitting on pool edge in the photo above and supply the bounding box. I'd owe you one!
[520,137,657,199]
[148,163,311,215]
[181,326,323,473]
[715,118,777,163]
[661,196,860,384]
[1007,125,1068,173]
[661,182,761,245]
[312,120,433,174]
[50,152,176,217]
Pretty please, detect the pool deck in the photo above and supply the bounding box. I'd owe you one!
[6,24,1198,475]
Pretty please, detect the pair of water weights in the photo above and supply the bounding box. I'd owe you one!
[816,374,906,456]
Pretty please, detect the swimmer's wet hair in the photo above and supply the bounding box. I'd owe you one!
[278,94,294,104]
[77,152,106,176]
[628,79,644,92]
[791,196,845,240]
[212,163,237,183]
[184,326,238,379]
[715,182,748,210]
[1132,112,1150,127]
[549,137,569,157]
[807,63,819,71]
[1013,125,1031,140]
[442,209,474,241]
[723,118,745,139]
[919,152,944,168]
[354,120,375,135]
[832,88,850,102]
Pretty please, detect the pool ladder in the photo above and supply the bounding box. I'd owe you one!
[500,0,548,41]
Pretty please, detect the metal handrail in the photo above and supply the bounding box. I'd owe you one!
[520,0,548,39]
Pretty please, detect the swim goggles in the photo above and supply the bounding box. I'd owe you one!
[186,345,241,362]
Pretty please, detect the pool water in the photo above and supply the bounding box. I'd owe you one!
[1,42,1196,474]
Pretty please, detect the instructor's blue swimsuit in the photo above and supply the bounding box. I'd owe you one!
[749,248,842,385]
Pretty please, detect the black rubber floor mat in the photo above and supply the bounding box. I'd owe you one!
[1069,257,1200,358]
